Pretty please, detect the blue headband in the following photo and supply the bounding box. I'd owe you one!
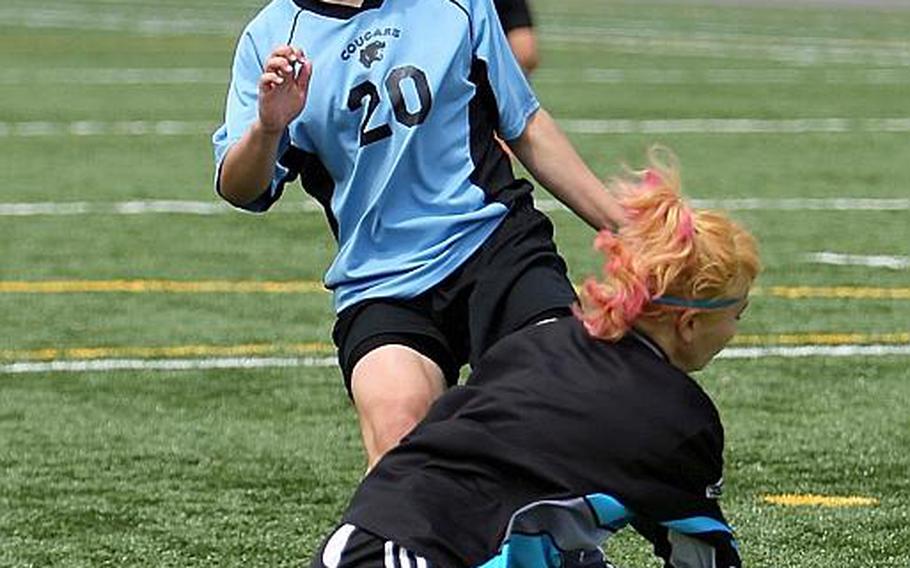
[651,295,742,309]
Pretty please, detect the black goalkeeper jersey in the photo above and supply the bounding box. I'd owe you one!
[342,317,741,568]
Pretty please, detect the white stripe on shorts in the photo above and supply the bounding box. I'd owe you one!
[322,524,357,568]
[383,541,429,568]
[384,541,396,568]
[399,546,414,568]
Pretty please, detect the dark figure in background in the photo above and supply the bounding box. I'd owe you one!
[495,0,539,74]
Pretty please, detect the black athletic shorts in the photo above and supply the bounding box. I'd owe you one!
[494,0,533,32]
[311,524,431,568]
[311,524,615,568]
[332,196,577,395]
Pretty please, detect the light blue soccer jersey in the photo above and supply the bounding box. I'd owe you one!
[212,0,540,312]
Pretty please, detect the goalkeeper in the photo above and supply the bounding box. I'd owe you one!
[309,148,760,568]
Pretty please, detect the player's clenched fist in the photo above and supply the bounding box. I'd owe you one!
[258,45,312,134]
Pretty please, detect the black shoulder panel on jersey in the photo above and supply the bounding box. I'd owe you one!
[280,146,339,239]
[467,58,529,206]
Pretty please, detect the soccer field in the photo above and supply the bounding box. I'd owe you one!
[1,0,909,565]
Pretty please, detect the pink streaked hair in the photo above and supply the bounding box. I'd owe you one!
[576,147,761,341]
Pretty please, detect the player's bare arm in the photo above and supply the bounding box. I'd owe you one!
[219,46,312,207]
[509,108,624,231]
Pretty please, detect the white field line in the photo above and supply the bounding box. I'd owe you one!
[0,121,214,138]
[542,26,910,66]
[9,118,910,139]
[718,344,910,358]
[2,344,908,374]
[535,68,910,85]
[560,117,910,134]
[3,5,910,68]
[0,0,262,12]
[806,252,910,270]
[4,5,910,67]
[543,25,910,54]
[2,198,909,218]
[0,7,243,35]
[0,357,337,375]
[0,68,227,86]
[0,200,321,216]
[4,67,910,87]
[685,198,910,211]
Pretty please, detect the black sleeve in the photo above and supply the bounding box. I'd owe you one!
[633,517,742,568]
[493,0,533,32]
[626,427,742,567]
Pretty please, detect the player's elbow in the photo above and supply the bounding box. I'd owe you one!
[216,171,272,212]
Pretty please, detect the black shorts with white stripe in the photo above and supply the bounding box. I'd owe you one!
[311,524,430,568]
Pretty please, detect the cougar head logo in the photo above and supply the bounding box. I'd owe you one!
[359,40,386,69]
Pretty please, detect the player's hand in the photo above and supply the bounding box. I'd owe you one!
[258,45,312,134]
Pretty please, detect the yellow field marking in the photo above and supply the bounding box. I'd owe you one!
[1,281,910,299]
[0,280,327,294]
[762,494,879,508]
[731,331,910,346]
[0,342,335,362]
[755,286,910,300]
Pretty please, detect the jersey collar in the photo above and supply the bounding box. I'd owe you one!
[291,0,384,18]
[628,329,669,362]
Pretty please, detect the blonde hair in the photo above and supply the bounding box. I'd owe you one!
[577,147,761,341]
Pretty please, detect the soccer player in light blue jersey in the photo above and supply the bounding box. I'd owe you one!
[213,0,624,469]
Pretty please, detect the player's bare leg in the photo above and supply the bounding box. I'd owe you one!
[350,344,446,470]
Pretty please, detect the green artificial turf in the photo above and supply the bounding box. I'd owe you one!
[1,0,909,565]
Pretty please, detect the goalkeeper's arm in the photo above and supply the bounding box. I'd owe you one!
[633,518,742,568]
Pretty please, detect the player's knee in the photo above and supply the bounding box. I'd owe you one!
[359,386,433,433]
[375,405,424,446]
[361,399,428,467]
[350,344,446,462]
